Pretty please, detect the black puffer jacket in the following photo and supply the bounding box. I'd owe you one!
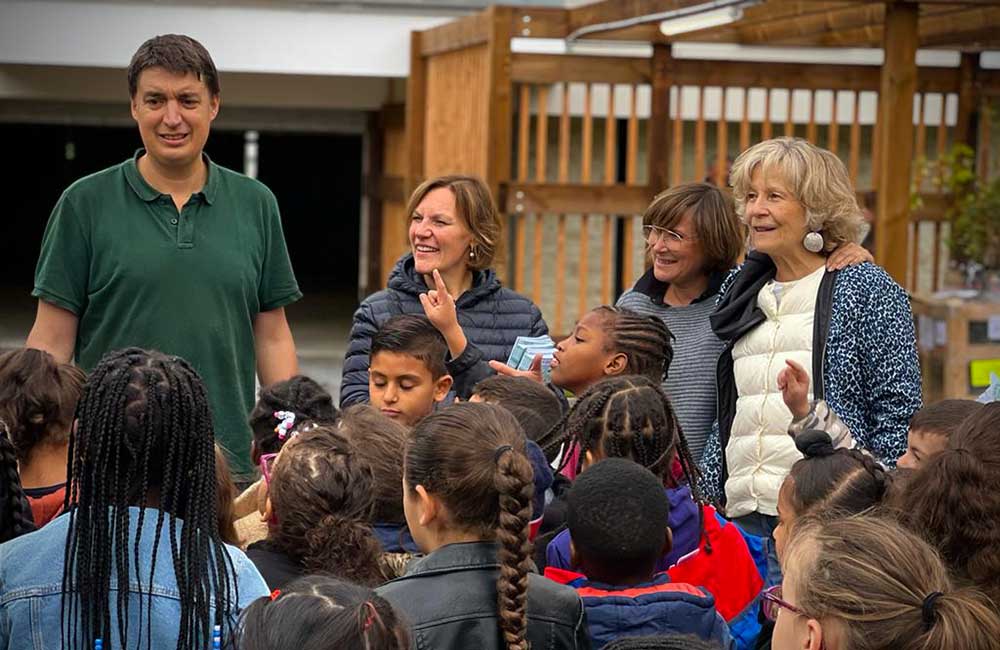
[340,254,548,407]
[376,541,591,650]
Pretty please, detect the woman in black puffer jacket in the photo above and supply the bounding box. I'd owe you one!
[340,175,547,408]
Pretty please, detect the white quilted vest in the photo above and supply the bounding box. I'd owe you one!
[724,265,825,518]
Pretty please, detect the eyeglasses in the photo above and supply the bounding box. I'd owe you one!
[259,453,279,486]
[761,585,807,622]
[642,225,697,245]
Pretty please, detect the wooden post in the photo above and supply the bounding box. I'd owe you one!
[405,31,427,195]
[648,44,672,192]
[955,52,980,147]
[486,5,514,279]
[875,1,918,287]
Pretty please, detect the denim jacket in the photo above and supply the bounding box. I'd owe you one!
[0,507,269,650]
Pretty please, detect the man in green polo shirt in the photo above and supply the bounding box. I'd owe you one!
[26,34,301,479]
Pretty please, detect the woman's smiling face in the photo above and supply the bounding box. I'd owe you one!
[409,187,474,278]
[744,167,809,259]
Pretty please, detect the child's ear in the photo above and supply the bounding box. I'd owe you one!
[805,619,826,650]
[604,352,629,376]
[569,539,581,570]
[256,477,269,516]
[262,494,274,524]
[433,374,454,402]
[583,450,596,471]
[661,527,674,558]
[415,484,440,528]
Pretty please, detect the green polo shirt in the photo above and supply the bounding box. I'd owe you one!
[33,151,301,478]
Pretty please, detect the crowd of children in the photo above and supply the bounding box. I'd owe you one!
[2,290,1000,649]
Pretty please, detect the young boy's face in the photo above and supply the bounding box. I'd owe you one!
[897,428,949,470]
[369,351,452,427]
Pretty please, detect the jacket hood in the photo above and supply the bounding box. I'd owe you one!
[387,253,502,306]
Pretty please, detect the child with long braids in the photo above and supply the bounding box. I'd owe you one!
[0,348,268,649]
[247,425,384,590]
[539,375,765,650]
[376,402,590,650]
[0,430,34,543]
[0,348,85,526]
[234,375,340,546]
[239,575,411,650]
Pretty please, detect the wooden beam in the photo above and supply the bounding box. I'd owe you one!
[419,11,491,57]
[511,54,651,84]
[567,1,707,36]
[504,183,655,216]
[648,44,673,193]
[486,5,514,280]
[405,30,427,193]
[956,52,980,146]
[875,1,919,287]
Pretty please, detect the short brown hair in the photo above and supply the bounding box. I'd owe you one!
[405,175,501,270]
[128,34,220,98]
[908,399,982,439]
[338,404,409,524]
[643,182,743,273]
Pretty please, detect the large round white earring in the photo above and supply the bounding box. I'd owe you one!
[803,231,825,253]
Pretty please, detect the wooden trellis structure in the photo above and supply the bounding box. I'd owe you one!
[367,0,1000,337]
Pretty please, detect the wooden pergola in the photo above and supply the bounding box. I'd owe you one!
[367,0,1000,305]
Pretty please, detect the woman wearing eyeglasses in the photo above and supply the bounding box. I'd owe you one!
[764,515,1000,650]
[616,182,869,467]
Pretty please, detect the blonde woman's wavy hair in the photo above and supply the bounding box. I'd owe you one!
[729,137,862,254]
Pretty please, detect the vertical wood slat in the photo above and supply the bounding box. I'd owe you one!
[936,93,949,190]
[579,83,593,319]
[762,89,773,141]
[740,88,751,152]
[807,90,817,143]
[716,87,728,185]
[785,90,794,137]
[828,91,840,155]
[672,86,683,186]
[915,93,928,194]
[555,83,570,334]
[532,84,549,305]
[849,92,862,185]
[601,86,616,307]
[514,84,530,293]
[621,84,639,291]
[911,222,921,293]
[932,221,942,292]
[694,86,706,183]
[872,98,881,189]
[979,96,992,180]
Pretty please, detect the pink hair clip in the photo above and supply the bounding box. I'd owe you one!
[273,411,296,440]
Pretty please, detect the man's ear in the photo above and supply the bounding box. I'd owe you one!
[433,374,454,402]
[209,93,221,121]
[604,352,629,376]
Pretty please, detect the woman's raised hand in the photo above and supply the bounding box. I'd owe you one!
[420,269,467,357]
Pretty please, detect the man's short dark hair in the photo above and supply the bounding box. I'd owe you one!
[567,458,668,580]
[128,34,221,98]
[909,399,983,439]
[370,315,448,379]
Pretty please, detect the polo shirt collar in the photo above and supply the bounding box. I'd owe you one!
[124,149,218,205]
[632,266,726,305]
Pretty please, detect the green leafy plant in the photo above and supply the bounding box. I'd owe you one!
[951,174,1000,270]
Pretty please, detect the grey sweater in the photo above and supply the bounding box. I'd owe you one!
[616,269,726,463]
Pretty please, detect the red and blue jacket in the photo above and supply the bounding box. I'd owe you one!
[544,568,734,650]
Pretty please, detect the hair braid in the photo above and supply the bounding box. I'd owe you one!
[495,448,534,650]
[593,307,674,382]
[0,427,34,542]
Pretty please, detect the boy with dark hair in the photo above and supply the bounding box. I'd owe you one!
[545,458,732,650]
[368,314,453,427]
[898,398,983,469]
[471,375,565,451]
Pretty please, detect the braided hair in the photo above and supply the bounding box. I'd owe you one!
[239,575,410,650]
[592,306,674,382]
[60,348,239,650]
[538,375,700,493]
[266,426,384,587]
[404,403,534,650]
[248,375,338,460]
[0,425,35,542]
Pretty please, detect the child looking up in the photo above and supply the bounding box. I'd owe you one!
[0,348,85,526]
[239,575,411,650]
[540,376,764,650]
[771,515,1000,650]
[898,399,981,469]
[545,458,732,650]
[337,404,421,579]
[377,402,590,650]
[248,426,383,590]
[369,314,453,427]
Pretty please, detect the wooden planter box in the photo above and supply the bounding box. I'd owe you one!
[911,293,1000,402]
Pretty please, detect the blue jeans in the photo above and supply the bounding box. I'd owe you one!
[735,512,782,587]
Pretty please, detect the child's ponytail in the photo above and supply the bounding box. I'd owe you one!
[494,446,533,650]
[923,588,1000,650]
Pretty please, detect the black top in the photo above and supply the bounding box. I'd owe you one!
[246,541,304,591]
